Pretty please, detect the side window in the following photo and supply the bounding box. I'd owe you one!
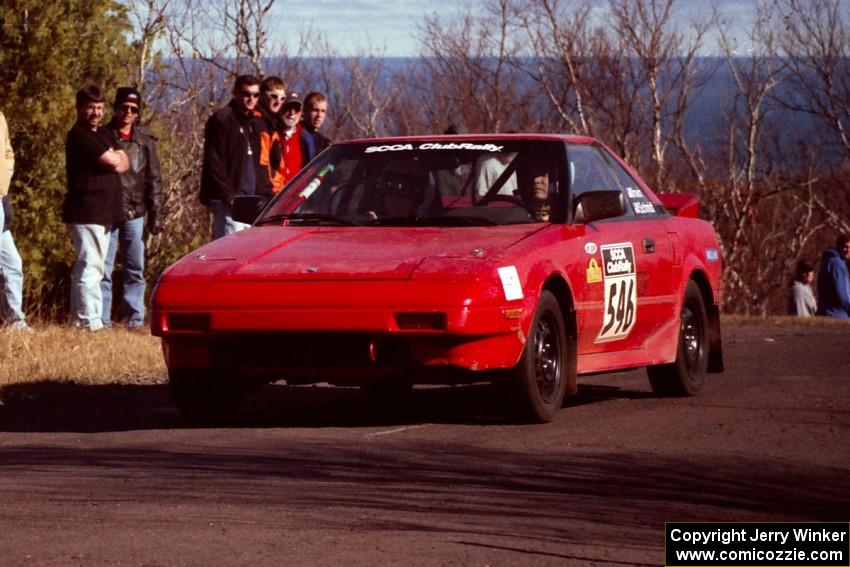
[567,144,632,218]
[601,150,660,216]
[568,145,620,195]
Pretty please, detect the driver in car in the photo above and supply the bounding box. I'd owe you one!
[516,157,555,222]
[366,169,425,220]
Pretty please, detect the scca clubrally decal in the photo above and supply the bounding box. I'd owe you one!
[595,242,637,343]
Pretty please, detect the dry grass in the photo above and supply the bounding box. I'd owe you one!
[0,324,167,388]
[1,316,847,390]
[721,314,850,327]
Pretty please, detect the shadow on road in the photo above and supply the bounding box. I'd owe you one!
[0,379,651,433]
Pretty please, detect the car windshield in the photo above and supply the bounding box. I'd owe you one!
[257,139,565,227]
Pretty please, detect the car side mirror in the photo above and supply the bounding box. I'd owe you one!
[231,195,268,225]
[573,190,626,223]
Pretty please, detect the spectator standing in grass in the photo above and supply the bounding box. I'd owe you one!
[816,234,850,319]
[280,91,304,183]
[256,76,287,193]
[64,86,129,332]
[200,75,272,239]
[0,110,29,331]
[101,87,163,331]
[788,259,817,317]
[300,91,331,163]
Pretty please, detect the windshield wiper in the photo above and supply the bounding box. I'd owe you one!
[255,213,358,226]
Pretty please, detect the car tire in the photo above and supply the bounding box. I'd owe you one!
[510,290,568,423]
[170,368,245,425]
[647,280,708,396]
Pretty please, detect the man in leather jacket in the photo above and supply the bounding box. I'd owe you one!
[102,87,163,330]
[200,75,273,239]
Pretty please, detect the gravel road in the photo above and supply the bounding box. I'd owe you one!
[1,322,848,566]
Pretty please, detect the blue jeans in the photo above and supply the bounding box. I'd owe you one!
[69,223,111,331]
[102,216,145,328]
[209,199,250,240]
[0,228,27,327]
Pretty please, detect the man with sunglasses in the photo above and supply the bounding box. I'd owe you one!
[280,91,304,183]
[256,76,287,193]
[102,87,163,331]
[200,75,273,239]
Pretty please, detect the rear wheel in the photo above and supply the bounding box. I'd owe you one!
[170,368,245,425]
[647,280,708,396]
[509,290,568,423]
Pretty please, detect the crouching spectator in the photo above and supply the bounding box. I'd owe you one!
[788,259,816,317]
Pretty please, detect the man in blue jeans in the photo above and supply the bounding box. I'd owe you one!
[0,110,29,330]
[64,85,129,332]
[102,87,163,330]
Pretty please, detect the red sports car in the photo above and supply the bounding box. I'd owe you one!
[151,134,723,423]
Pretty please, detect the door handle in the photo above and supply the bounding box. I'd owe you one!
[642,238,655,253]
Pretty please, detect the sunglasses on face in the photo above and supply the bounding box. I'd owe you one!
[119,104,140,114]
[265,92,285,101]
[240,90,260,99]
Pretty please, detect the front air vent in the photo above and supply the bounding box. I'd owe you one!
[166,313,210,332]
[395,312,447,331]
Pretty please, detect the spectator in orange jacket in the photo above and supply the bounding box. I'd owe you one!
[257,76,287,193]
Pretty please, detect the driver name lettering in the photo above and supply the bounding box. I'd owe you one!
[365,142,504,154]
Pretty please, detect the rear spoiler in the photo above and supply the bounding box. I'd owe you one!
[656,193,700,218]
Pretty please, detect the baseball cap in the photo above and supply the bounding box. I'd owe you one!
[282,92,302,110]
[114,87,142,107]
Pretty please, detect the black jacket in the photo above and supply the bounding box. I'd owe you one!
[105,121,163,222]
[200,100,273,206]
[300,127,331,163]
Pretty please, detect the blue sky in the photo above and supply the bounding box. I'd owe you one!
[271,0,759,56]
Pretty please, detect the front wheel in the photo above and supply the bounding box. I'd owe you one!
[647,280,708,396]
[509,290,568,423]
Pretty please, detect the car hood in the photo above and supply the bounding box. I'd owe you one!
[164,225,546,282]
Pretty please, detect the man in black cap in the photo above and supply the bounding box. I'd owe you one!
[102,86,163,331]
[280,91,304,182]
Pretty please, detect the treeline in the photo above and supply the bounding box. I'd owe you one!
[1,0,848,316]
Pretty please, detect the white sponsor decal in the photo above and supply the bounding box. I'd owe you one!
[706,248,719,262]
[418,142,504,152]
[633,201,656,214]
[627,187,644,199]
[364,142,505,154]
[497,266,524,301]
[596,243,637,343]
[584,242,598,255]
[364,144,415,153]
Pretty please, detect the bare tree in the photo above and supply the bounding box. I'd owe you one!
[126,0,171,87]
[775,0,850,156]
[513,0,596,135]
[608,0,712,191]
[417,0,532,132]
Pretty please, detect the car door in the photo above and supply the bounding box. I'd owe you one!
[599,148,677,348]
[566,144,670,356]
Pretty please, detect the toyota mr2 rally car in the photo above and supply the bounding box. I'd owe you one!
[151,134,723,423]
